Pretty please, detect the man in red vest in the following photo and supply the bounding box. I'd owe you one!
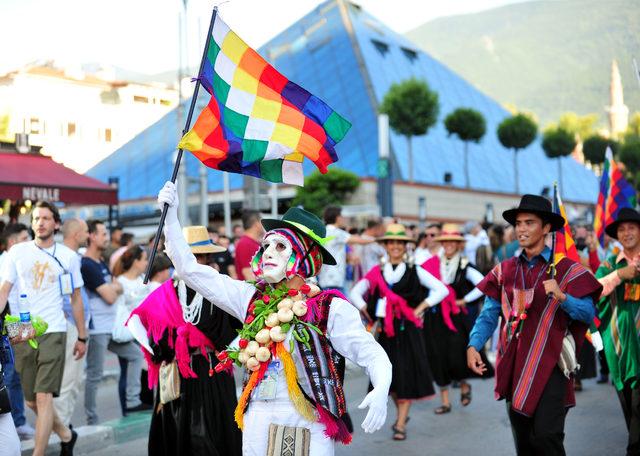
[467,194,602,455]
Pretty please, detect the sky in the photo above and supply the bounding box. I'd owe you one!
[1,0,522,76]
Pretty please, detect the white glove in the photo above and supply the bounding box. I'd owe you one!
[158,181,179,224]
[357,386,388,433]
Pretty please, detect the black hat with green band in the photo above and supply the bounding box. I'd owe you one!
[262,207,337,265]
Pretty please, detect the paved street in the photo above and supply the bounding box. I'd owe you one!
[26,351,628,456]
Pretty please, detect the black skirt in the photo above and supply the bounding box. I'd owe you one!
[148,354,242,456]
[377,318,436,400]
[423,306,495,387]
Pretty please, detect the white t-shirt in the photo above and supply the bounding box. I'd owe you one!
[0,252,19,314]
[0,241,84,333]
[318,225,351,289]
[116,275,150,312]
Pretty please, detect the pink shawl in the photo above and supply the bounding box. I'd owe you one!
[363,265,424,337]
[127,280,215,389]
[421,256,464,333]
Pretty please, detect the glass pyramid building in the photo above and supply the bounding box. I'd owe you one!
[88,0,598,210]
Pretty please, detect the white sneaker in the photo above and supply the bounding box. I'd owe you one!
[15,423,35,440]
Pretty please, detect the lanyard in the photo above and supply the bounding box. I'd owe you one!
[35,242,68,273]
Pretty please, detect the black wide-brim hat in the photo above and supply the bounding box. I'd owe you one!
[502,194,566,232]
[605,207,640,239]
[261,207,337,265]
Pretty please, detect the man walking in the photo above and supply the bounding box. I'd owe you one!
[234,210,264,281]
[595,208,640,455]
[82,220,125,424]
[318,206,372,293]
[466,195,601,455]
[0,201,87,456]
[0,223,35,440]
[54,218,90,427]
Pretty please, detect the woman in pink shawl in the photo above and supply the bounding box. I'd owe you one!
[350,224,448,441]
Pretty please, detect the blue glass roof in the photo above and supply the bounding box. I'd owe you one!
[88,0,597,204]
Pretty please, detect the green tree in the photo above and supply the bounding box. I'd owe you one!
[619,136,640,182]
[582,135,619,166]
[497,113,538,194]
[552,112,598,142]
[541,127,577,196]
[626,112,640,138]
[291,168,360,217]
[379,78,439,183]
[444,108,486,188]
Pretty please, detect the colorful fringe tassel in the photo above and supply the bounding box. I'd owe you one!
[234,361,268,429]
[275,342,318,423]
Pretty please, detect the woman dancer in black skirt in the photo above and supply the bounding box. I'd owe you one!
[130,226,242,456]
[425,224,494,415]
[351,224,448,441]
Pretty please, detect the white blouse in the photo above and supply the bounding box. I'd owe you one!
[350,261,449,311]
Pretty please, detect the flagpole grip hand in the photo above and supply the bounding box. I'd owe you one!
[158,181,179,225]
[543,279,566,302]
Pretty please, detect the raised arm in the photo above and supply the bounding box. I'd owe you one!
[159,181,256,321]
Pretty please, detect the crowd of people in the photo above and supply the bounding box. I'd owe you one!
[0,189,638,455]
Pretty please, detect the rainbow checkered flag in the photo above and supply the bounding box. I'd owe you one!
[178,13,351,185]
[593,148,637,247]
[552,188,580,264]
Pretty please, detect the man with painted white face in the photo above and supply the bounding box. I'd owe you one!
[157,181,392,455]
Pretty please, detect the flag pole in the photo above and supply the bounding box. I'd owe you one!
[549,181,558,281]
[144,6,218,283]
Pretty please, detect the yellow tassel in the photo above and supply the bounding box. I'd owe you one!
[234,366,263,430]
[276,342,317,423]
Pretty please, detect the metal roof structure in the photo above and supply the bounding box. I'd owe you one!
[88,0,598,204]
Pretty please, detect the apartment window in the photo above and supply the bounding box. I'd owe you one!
[67,122,76,137]
[401,47,418,63]
[104,128,112,142]
[371,39,389,57]
[133,95,149,103]
[159,99,172,106]
[29,117,41,134]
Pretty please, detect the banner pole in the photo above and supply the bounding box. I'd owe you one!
[144,6,218,283]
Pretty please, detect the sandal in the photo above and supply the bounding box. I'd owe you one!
[391,416,410,432]
[461,384,472,407]
[392,428,407,441]
[434,404,452,414]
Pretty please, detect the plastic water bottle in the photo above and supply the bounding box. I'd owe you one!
[18,294,31,340]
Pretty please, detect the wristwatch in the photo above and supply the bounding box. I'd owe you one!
[77,336,88,343]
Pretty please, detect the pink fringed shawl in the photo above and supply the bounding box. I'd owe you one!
[127,279,215,389]
[364,265,424,337]
[421,256,465,333]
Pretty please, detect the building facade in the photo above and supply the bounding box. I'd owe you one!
[0,62,179,173]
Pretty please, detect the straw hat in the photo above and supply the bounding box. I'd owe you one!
[182,226,225,254]
[434,223,466,242]
[377,223,414,242]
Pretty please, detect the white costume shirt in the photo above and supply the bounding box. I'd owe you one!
[164,219,392,456]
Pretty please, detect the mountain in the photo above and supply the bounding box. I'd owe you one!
[406,0,640,127]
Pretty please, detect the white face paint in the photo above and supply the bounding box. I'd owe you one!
[259,232,293,283]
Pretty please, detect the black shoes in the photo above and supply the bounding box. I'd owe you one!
[60,425,78,456]
[125,402,153,413]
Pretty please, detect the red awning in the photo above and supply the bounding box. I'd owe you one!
[0,153,118,205]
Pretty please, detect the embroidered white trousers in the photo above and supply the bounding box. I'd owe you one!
[242,399,334,456]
